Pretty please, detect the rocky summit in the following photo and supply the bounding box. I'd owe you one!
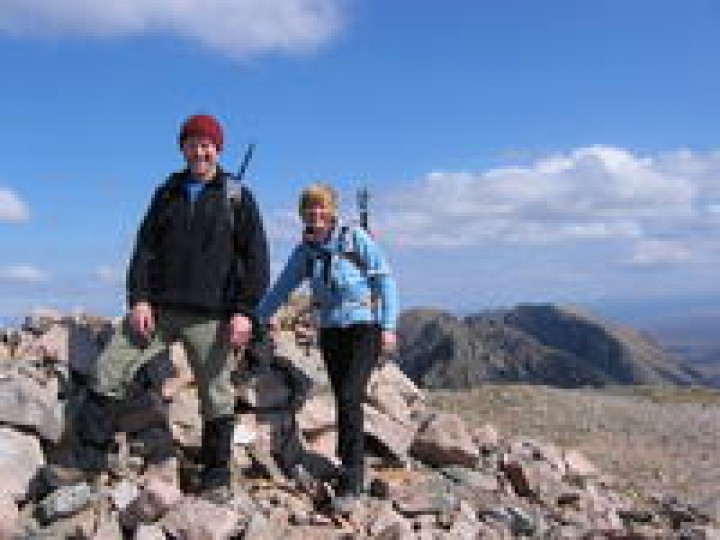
[396,303,709,390]
[0,309,717,538]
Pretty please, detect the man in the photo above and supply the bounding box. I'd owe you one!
[83,114,269,498]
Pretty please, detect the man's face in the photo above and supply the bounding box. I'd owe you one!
[181,136,219,180]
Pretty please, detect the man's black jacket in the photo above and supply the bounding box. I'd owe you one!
[126,167,270,317]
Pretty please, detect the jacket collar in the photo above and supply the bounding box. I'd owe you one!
[168,166,228,192]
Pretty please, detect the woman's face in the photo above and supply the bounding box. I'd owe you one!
[302,201,334,240]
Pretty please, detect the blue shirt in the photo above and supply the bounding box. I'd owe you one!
[256,225,399,330]
[184,176,205,203]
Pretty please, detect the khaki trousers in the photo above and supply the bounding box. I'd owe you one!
[93,308,235,420]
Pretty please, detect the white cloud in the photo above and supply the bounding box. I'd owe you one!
[0,264,47,283]
[626,240,692,267]
[378,146,713,248]
[0,187,29,222]
[93,265,124,285]
[0,0,344,58]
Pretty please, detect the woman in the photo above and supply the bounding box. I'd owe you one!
[256,183,398,511]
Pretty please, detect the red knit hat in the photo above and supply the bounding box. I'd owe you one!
[178,114,224,151]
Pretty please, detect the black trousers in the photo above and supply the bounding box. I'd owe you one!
[319,323,380,492]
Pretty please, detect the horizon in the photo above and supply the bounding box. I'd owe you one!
[1,1,719,319]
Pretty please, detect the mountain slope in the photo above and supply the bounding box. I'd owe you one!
[396,304,708,389]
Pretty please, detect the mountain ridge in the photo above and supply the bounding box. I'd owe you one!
[396,303,710,389]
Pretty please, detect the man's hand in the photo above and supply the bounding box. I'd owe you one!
[229,313,253,349]
[380,330,397,356]
[130,301,154,340]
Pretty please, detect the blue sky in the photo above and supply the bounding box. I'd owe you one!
[1,0,719,321]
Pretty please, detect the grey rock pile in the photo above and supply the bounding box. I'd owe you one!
[0,313,717,539]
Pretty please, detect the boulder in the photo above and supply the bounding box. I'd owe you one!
[367,361,425,421]
[0,426,45,502]
[391,474,458,518]
[38,482,96,524]
[296,394,335,436]
[0,369,64,442]
[410,411,479,468]
[363,403,419,463]
[0,491,20,540]
[120,477,183,529]
[160,497,242,540]
[168,386,202,448]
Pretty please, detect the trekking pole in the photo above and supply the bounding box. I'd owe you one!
[357,186,370,231]
[237,142,256,181]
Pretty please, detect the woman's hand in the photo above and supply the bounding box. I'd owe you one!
[380,330,397,356]
[229,313,253,348]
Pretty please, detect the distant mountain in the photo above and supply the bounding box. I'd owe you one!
[396,304,710,389]
[640,311,720,386]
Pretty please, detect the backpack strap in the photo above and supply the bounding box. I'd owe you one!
[338,225,369,274]
[224,174,245,232]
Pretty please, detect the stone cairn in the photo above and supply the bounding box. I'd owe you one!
[0,308,718,539]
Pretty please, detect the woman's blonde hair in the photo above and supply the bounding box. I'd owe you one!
[298,183,338,217]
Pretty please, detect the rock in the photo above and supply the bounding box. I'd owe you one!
[0,426,45,502]
[168,386,202,448]
[366,500,415,539]
[471,423,500,452]
[363,403,419,463]
[23,310,62,335]
[508,438,566,471]
[159,343,194,401]
[0,491,20,540]
[392,474,458,517]
[0,370,63,442]
[444,500,484,539]
[160,497,242,540]
[441,466,501,493]
[92,514,123,540]
[120,477,183,529]
[300,428,341,478]
[242,512,275,540]
[108,479,140,511]
[681,526,720,540]
[564,449,599,480]
[38,482,96,524]
[133,524,166,540]
[296,394,335,436]
[480,505,545,537]
[410,411,479,468]
[281,526,347,539]
[501,458,564,499]
[26,321,103,377]
[272,330,328,390]
[366,361,425,425]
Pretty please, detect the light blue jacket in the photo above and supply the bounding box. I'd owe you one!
[256,225,398,330]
